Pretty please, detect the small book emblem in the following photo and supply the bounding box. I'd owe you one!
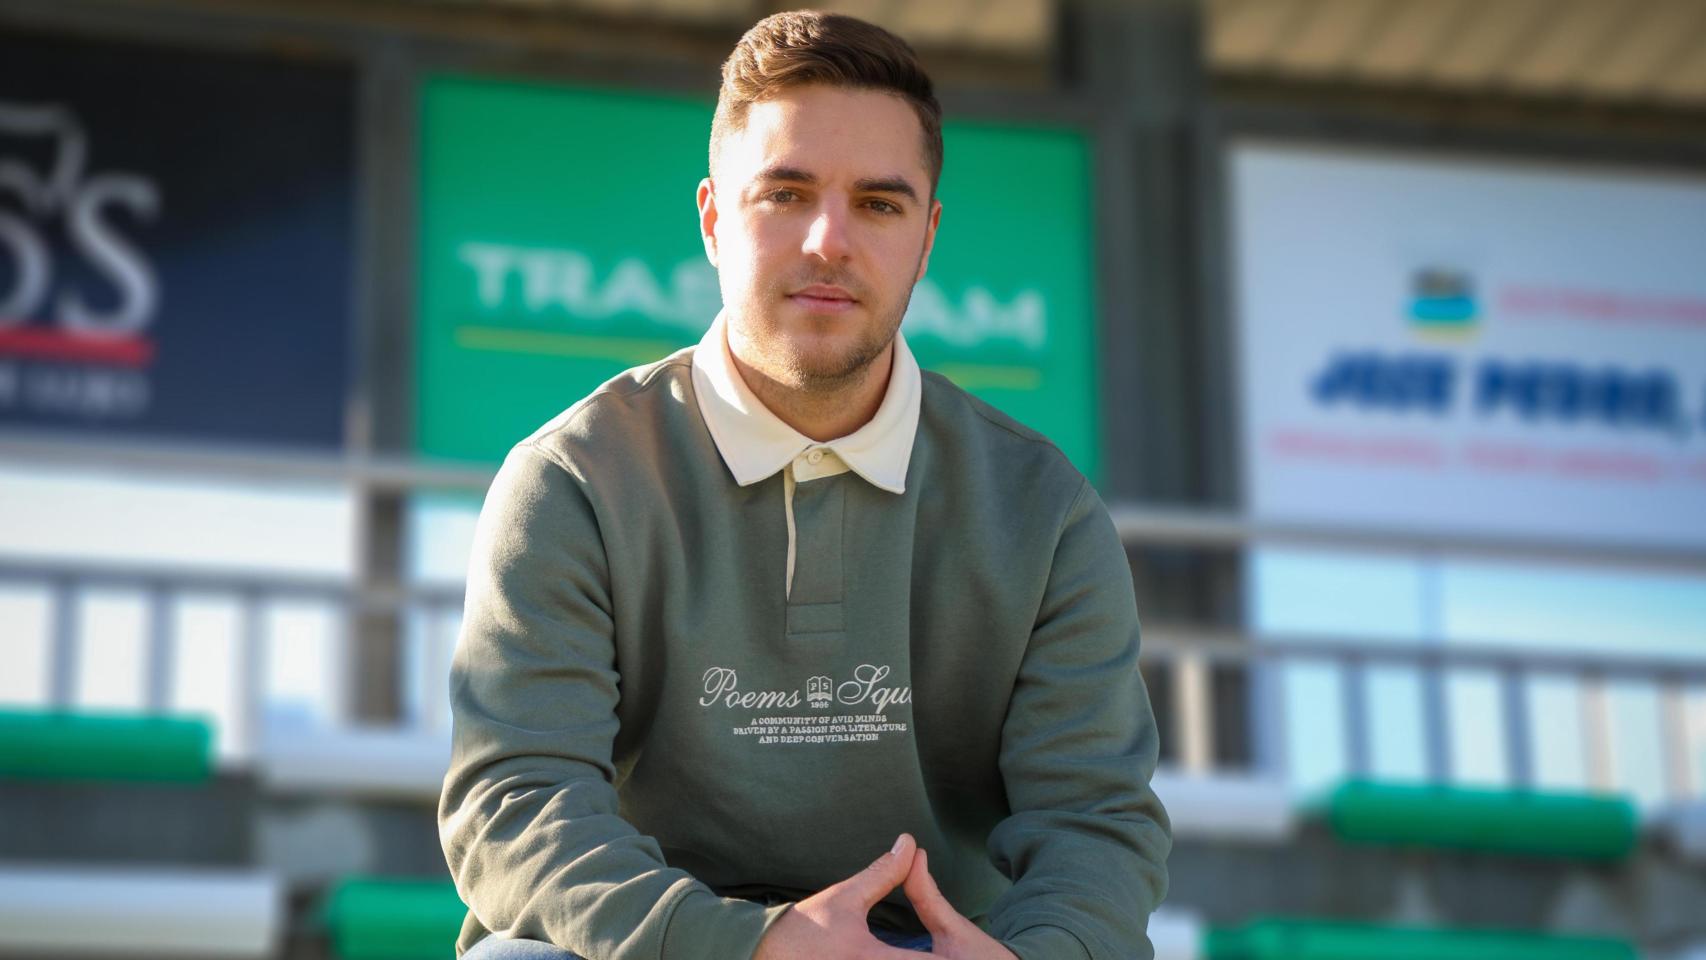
[806,676,833,709]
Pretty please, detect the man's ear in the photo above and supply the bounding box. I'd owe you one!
[915,197,943,283]
[697,177,719,267]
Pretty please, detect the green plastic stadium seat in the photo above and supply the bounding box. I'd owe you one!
[1205,917,1637,960]
[1313,780,1638,860]
[0,709,212,782]
[323,876,467,960]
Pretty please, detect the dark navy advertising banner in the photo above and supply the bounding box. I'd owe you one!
[0,33,354,449]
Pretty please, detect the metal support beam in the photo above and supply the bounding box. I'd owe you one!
[1063,0,1208,504]
[347,37,420,724]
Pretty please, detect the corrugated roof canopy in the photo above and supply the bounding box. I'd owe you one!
[1207,0,1706,108]
[415,0,1054,57]
[147,0,1706,108]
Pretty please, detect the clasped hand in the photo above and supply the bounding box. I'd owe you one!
[752,834,1019,960]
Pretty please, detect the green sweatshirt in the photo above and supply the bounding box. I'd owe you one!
[439,341,1172,960]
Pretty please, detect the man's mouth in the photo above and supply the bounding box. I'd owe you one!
[788,285,859,313]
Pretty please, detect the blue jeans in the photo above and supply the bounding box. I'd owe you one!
[464,925,933,958]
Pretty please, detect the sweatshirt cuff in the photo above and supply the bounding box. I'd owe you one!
[1003,923,1093,960]
[659,887,792,960]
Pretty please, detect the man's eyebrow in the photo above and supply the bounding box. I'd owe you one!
[747,166,920,203]
[853,176,919,202]
[752,165,818,185]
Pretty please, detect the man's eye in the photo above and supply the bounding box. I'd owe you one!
[767,189,799,203]
[866,199,901,214]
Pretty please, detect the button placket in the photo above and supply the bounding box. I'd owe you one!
[784,474,845,637]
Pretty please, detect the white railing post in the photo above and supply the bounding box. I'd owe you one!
[1175,653,1214,775]
[1580,675,1614,792]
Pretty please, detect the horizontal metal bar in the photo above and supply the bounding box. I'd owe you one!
[0,432,496,493]
[7,433,1706,575]
[1143,626,1706,682]
[1108,504,1706,575]
[0,556,463,610]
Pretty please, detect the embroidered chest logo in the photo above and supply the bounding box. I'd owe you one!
[700,664,912,746]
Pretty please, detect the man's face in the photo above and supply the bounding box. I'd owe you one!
[698,84,942,390]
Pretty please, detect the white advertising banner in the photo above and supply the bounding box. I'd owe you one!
[1232,143,1706,548]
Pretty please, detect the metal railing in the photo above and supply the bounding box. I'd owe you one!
[3,434,1705,804]
[1143,628,1706,803]
[0,555,465,759]
[5,554,1705,805]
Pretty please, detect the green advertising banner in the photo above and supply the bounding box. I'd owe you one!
[418,75,1100,478]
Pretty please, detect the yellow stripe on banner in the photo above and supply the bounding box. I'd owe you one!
[455,326,685,364]
[931,363,1042,391]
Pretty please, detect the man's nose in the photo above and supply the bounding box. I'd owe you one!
[801,205,852,261]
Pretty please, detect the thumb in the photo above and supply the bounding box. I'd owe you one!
[903,848,963,936]
[843,834,916,910]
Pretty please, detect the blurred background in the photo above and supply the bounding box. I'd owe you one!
[2,0,1705,958]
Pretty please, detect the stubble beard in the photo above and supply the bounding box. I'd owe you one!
[768,311,900,392]
[739,255,922,395]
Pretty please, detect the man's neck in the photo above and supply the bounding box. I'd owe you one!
[729,340,894,443]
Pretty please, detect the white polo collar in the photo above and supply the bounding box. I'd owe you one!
[690,310,920,494]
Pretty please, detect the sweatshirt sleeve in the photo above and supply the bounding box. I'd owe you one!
[983,478,1173,960]
[438,442,790,960]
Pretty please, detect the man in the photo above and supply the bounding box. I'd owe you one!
[439,11,1170,960]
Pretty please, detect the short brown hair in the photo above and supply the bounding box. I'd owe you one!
[711,10,944,192]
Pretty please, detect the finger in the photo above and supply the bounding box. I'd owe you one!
[903,849,963,937]
[840,833,916,911]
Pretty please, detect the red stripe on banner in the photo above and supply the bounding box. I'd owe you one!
[0,325,156,367]
[1267,428,1448,469]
